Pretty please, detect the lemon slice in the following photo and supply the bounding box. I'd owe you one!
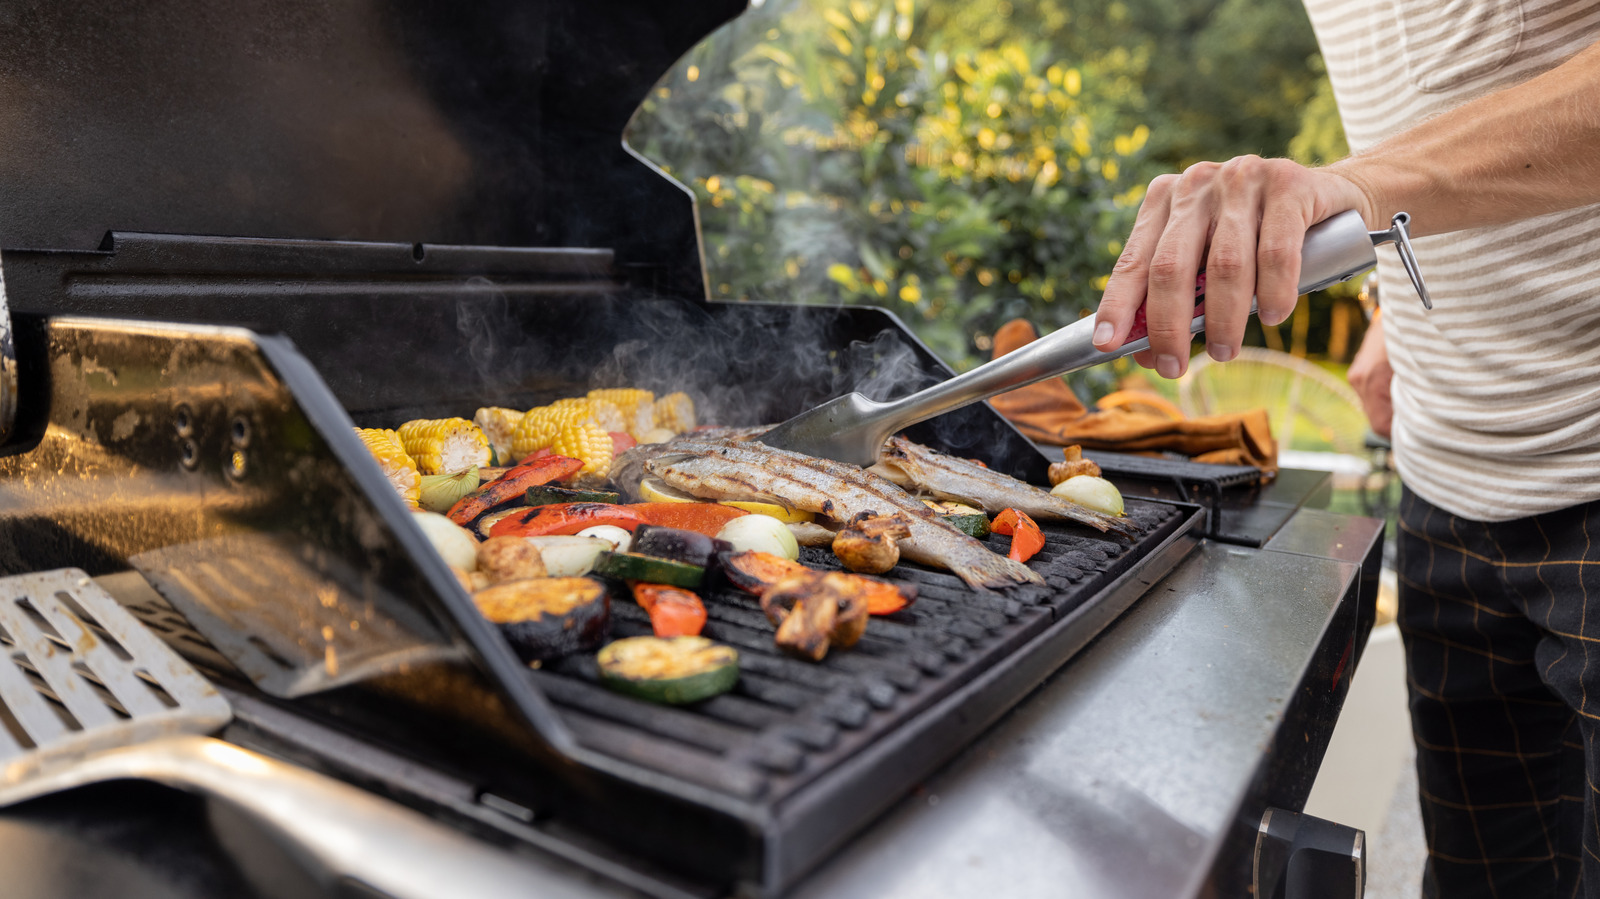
[638,477,815,523]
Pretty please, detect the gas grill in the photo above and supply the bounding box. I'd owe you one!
[0,232,1199,894]
[0,2,1374,897]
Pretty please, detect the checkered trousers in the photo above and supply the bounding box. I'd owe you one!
[1397,486,1597,898]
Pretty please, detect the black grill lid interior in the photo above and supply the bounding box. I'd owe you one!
[0,0,742,297]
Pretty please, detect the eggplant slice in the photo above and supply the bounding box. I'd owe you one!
[473,576,610,662]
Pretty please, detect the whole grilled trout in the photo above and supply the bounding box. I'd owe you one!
[871,437,1139,537]
[619,437,1044,590]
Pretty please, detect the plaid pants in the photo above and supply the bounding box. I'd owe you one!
[1397,486,1594,898]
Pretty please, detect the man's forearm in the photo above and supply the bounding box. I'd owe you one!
[1330,41,1600,235]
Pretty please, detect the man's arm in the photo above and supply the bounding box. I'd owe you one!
[1347,309,1392,439]
[1091,40,1600,378]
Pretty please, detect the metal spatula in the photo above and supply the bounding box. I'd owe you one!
[0,568,590,898]
[0,567,232,783]
[760,210,1430,467]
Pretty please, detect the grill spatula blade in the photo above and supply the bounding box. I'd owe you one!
[0,568,232,784]
[760,210,1427,467]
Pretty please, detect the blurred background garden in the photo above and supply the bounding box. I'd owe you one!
[627,0,1394,518]
[628,0,1360,395]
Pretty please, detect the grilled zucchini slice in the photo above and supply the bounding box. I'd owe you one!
[593,551,705,588]
[597,636,739,705]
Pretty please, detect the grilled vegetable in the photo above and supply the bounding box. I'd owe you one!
[576,525,632,552]
[831,511,911,575]
[525,484,622,506]
[631,583,708,637]
[473,407,523,465]
[630,502,749,538]
[549,421,614,483]
[609,431,638,455]
[597,636,737,705]
[357,427,422,508]
[476,536,547,584]
[418,467,481,514]
[631,525,729,569]
[719,550,810,595]
[720,551,914,615]
[760,572,870,662]
[1051,475,1124,517]
[398,418,492,476]
[991,508,1045,564]
[473,577,609,662]
[588,388,656,438]
[489,503,648,538]
[940,513,991,539]
[446,454,584,526]
[524,536,612,577]
[411,511,481,571]
[638,427,678,445]
[511,399,623,461]
[652,392,696,434]
[717,514,799,560]
[473,507,523,540]
[637,477,812,524]
[593,551,705,589]
[1047,445,1101,486]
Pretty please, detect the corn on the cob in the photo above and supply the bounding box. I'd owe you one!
[512,403,591,461]
[653,392,696,434]
[549,421,614,482]
[398,418,492,475]
[473,407,522,464]
[554,397,626,434]
[588,388,656,438]
[356,428,421,508]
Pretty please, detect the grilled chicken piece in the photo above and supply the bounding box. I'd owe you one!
[869,437,1137,537]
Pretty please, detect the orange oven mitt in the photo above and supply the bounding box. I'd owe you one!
[985,319,1279,476]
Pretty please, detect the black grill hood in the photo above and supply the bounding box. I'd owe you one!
[0,0,742,298]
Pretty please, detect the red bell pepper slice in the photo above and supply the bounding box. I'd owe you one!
[626,502,748,537]
[488,502,648,538]
[631,582,708,637]
[446,454,583,525]
[990,508,1045,564]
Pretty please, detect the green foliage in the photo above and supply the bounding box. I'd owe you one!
[632,0,1154,388]
[629,0,1351,394]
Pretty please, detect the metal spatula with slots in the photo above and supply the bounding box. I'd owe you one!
[759,210,1430,467]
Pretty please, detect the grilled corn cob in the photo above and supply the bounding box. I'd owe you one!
[549,421,614,482]
[473,407,522,465]
[356,428,422,508]
[512,398,628,460]
[653,392,696,434]
[512,403,590,461]
[588,388,656,438]
[398,418,492,475]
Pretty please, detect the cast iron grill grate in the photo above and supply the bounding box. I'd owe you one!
[527,497,1186,801]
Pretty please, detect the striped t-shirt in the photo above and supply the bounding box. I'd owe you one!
[1302,0,1600,521]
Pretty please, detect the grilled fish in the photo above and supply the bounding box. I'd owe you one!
[870,437,1139,537]
[617,437,1044,590]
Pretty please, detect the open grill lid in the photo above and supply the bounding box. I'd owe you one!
[0,0,741,299]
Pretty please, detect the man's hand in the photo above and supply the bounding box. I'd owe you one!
[1091,158,1371,379]
[1347,311,1393,438]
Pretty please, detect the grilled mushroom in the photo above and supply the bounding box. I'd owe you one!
[831,511,911,575]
